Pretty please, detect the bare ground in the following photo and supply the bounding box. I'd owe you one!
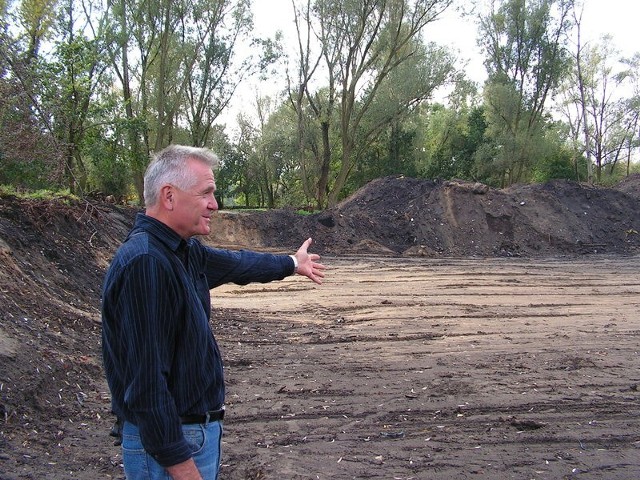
[215,255,640,479]
[1,177,640,479]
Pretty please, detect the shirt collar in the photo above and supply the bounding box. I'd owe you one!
[132,212,189,255]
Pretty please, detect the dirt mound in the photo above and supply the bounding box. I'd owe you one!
[208,177,640,257]
[612,172,640,198]
[1,176,640,478]
[0,196,136,478]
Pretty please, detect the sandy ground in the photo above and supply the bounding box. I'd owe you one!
[209,255,640,480]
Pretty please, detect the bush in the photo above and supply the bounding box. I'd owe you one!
[0,157,58,190]
[532,148,586,183]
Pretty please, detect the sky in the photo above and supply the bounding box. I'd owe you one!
[222,0,638,132]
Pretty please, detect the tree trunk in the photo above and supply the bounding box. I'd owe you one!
[575,21,593,184]
[316,121,331,209]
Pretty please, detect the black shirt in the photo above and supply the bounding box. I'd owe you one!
[101,213,294,466]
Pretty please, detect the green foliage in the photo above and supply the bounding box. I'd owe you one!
[531,146,581,183]
[84,135,132,200]
[0,0,638,208]
[294,208,318,216]
[596,161,640,187]
[461,107,488,178]
[478,0,574,186]
[471,142,502,187]
[350,116,421,189]
[482,80,546,185]
[0,157,55,190]
[0,184,78,202]
[417,103,487,181]
[299,0,457,207]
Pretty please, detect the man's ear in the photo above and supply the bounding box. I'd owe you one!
[160,184,174,210]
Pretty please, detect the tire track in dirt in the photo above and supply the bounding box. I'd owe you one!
[213,256,640,479]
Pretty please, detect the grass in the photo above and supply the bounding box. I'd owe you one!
[0,185,80,202]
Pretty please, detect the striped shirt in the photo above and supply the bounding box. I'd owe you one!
[101,213,294,467]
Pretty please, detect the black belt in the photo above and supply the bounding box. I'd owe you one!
[180,408,225,424]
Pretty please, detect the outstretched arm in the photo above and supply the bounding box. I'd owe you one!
[292,238,326,285]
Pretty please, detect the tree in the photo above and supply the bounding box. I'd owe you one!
[0,2,62,187]
[560,37,640,182]
[619,54,640,177]
[46,0,111,193]
[417,78,481,180]
[104,0,272,204]
[17,0,57,61]
[183,0,282,148]
[478,0,574,185]
[0,0,111,193]
[555,17,587,182]
[352,112,422,184]
[292,0,455,207]
[571,3,592,182]
[288,0,327,209]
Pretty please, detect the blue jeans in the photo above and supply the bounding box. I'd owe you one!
[121,420,223,479]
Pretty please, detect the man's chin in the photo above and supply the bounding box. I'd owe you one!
[198,222,211,236]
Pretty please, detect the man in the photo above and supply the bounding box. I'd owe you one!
[101,145,325,479]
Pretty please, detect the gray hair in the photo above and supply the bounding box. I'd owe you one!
[143,145,219,207]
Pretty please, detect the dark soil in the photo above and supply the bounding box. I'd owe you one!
[211,177,640,257]
[0,176,639,479]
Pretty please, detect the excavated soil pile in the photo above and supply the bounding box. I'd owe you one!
[209,177,640,257]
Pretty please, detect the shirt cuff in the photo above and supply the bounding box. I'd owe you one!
[289,255,298,274]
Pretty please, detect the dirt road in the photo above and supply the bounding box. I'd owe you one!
[211,255,640,479]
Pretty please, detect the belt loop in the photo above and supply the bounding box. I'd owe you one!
[205,411,210,425]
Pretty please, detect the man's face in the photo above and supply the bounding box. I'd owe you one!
[170,159,218,238]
